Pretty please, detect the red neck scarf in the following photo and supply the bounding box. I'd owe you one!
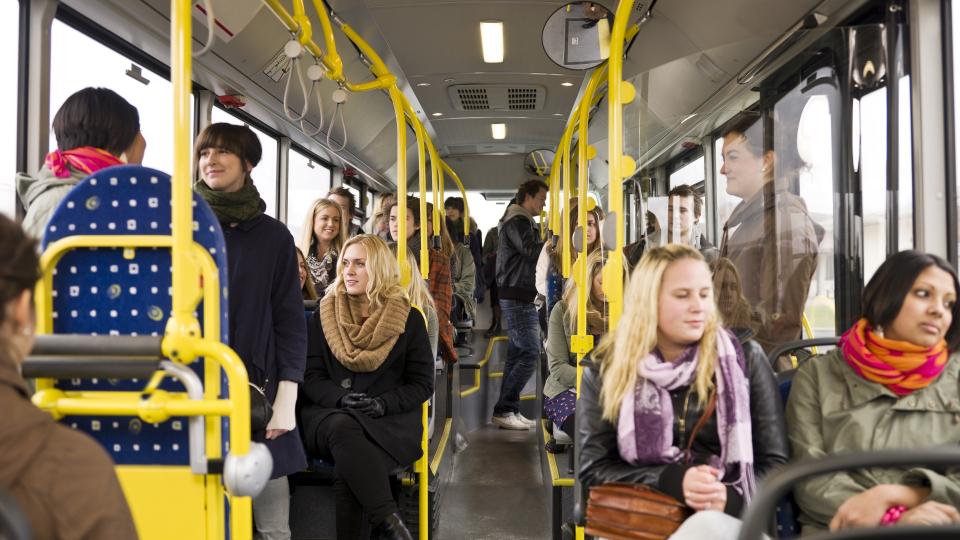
[44,147,123,179]
[840,318,948,396]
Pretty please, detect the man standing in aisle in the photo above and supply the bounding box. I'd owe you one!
[491,179,548,430]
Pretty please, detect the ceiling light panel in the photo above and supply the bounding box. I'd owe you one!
[491,123,506,140]
[480,21,504,63]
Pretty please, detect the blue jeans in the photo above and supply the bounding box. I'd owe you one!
[493,298,541,416]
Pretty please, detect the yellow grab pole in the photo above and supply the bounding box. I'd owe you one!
[561,134,573,279]
[403,102,430,279]
[604,0,636,329]
[167,0,201,352]
[390,86,409,287]
[309,0,343,81]
[573,65,607,396]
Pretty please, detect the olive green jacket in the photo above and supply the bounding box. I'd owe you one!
[544,303,576,399]
[787,348,960,534]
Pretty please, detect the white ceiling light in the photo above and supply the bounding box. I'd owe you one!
[432,112,443,117]
[416,82,431,87]
[491,123,506,139]
[480,21,504,63]
[561,82,574,87]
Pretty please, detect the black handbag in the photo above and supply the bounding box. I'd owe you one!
[250,383,273,434]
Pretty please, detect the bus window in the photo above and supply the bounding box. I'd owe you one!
[49,20,194,178]
[210,107,279,217]
[669,155,704,189]
[0,0,18,218]
[286,147,332,243]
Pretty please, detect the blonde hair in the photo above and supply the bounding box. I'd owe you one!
[390,244,436,312]
[300,198,348,259]
[330,234,407,311]
[593,244,720,422]
[296,247,318,300]
[711,257,756,332]
[549,200,604,270]
[562,250,615,335]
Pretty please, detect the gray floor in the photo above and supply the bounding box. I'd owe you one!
[435,425,552,540]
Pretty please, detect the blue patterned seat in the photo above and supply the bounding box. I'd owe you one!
[42,165,229,466]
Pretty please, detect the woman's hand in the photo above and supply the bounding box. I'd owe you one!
[682,465,726,512]
[898,501,960,526]
[830,484,931,531]
[265,380,298,440]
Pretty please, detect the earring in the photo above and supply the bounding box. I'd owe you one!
[761,166,768,173]
[21,325,33,337]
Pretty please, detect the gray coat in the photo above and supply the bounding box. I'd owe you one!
[17,164,88,240]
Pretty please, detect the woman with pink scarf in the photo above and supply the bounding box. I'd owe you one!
[578,244,788,538]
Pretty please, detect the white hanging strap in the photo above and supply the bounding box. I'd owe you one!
[299,63,326,136]
[282,40,313,122]
[193,0,217,57]
[327,86,349,152]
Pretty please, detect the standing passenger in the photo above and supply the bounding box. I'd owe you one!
[194,123,306,540]
[300,198,347,296]
[328,186,364,237]
[578,245,788,536]
[18,87,146,239]
[492,180,548,430]
[0,215,138,539]
[717,112,823,352]
[301,235,434,540]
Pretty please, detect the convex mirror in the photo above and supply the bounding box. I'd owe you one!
[542,2,613,70]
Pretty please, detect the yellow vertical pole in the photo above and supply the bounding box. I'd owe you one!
[390,86,409,287]
[406,108,430,279]
[604,0,636,329]
[561,134,573,279]
[441,162,469,240]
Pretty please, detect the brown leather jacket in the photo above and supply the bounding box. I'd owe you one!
[0,356,137,540]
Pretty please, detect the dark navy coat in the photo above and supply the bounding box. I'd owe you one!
[301,307,434,467]
[223,213,308,479]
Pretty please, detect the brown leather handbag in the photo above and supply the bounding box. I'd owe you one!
[584,391,717,540]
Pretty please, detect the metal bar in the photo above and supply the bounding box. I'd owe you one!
[738,448,960,540]
[402,101,430,279]
[29,334,163,357]
[942,0,958,267]
[390,86,409,286]
[886,3,901,255]
[160,360,208,475]
[22,358,160,379]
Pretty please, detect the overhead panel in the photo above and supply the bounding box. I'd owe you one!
[448,84,546,112]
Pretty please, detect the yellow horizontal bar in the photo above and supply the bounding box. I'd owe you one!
[540,420,575,487]
[459,336,506,398]
[429,418,453,476]
[33,390,233,420]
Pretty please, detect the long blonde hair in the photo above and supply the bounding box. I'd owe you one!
[391,244,435,312]
[593,244,720,422]
[300,198,348,259]
[562,250,615,335]
[330,234,407,311]
[549,200,604,270]
[296,247,318,300]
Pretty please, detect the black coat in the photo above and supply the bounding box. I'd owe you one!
[577,335,788,516]
[223,213,308,479]
[496,204,544,302]
[301,307,435,466]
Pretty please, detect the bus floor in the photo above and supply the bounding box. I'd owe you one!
[435,424,552,539]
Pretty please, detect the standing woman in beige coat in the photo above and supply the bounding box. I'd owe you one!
[788,250,960,534]
[0,215,138,539]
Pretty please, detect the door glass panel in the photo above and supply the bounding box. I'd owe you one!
[287,148,331,246]
[0,1,18,218]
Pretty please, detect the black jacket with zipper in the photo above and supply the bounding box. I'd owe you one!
[495,203,544,302]
[577,330,789,516]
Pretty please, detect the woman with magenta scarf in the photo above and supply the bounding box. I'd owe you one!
[17,87,146,240]
[578,244,788,539]
[789,250,960,534]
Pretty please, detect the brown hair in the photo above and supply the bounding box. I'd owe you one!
[194,123,263,170]
[0,216,40,361]
[328,186,357,215]
[296,247,318,300]
[515,179,549,205]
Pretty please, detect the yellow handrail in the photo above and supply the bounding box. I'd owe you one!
[402,102,430,278]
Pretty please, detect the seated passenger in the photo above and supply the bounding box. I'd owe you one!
[788,250,960,533]
[0,215,137,539]
[717,112,824,352]
[297,247,319,301]
[444,196,485,305]
[301,234,434,540]
[300,198,347,296]
[17,87,146,239]
[391,244,439,360]
[544,250,616,440]
[389,197,457,364]
[194,123,307,538]
[536,199,604,317]
[579,244,788,526]
[664,184,717,263]
[365,193,396,240]
[442,214,477,324]
[328,186,364,237]
[711,257,758,338]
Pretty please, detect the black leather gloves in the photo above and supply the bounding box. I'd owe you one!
[340,392,386,418]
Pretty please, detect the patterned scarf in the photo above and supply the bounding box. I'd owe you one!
[44,147,123,178]
[194,178,265,224]
[307,248,338,296]
[840,318,948,396]
[319,290,410,373]
[617,329,756,502]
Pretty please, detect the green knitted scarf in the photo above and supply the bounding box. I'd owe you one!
[194,177,266,224]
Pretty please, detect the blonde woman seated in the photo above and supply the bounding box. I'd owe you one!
[301,235,434,540]
[789,250,960,534]
[300,198,348,296]
[578,244,788,538]
[544,250,615,440]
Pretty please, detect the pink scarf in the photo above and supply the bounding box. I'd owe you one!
[44,147,123,179]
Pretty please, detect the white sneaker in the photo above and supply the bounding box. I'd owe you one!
[492,414,530,430]
[513,413,537,428]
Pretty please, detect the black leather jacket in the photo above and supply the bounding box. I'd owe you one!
[577,334,789,516]
[495,204,544,302]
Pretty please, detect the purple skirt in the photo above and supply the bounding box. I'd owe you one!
[544,389,576,427]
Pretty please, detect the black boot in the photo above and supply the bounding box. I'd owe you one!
[373,513,413,540]
[484,317,500,338]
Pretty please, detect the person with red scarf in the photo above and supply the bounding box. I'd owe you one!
[789,250,960,534]
[17,87,146,240]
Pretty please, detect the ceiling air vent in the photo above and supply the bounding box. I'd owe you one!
[448,84,546,112]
